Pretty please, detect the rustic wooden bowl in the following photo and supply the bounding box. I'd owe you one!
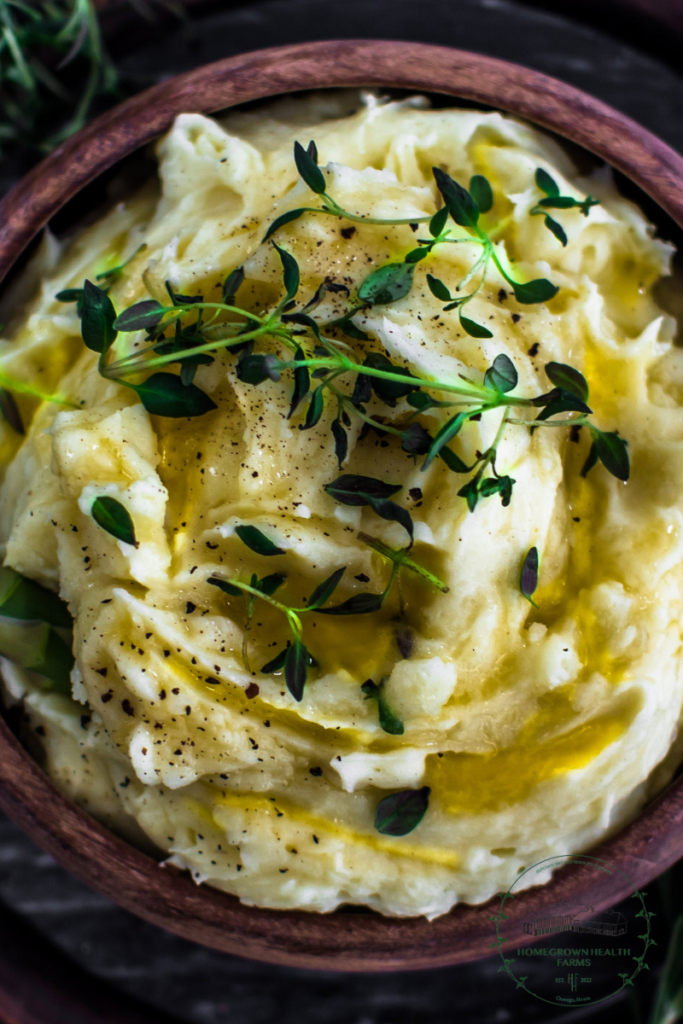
[2,40,683,972]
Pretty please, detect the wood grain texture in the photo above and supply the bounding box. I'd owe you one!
[1,39,683,971]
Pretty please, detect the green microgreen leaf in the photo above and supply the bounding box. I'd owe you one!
[222,267,245,305]
[0,388,24,434]
[314,591,386,616]
[331,419,348,468]
[401,422,432,455]
[235,525,285,557]
[538,195,581,209]
[324,475,402,506]
[357,263,415,306]
[427,273,453,303]
[288,345,310,418]
[255,572,287,597]
[91,496,138,548]
[165,281,202,306]
[236,352,282,386]
[520,546,539,606]
[307,566,346,610]
[512,279,559,305]
[469,174,493,214]
[326,306,370,341]
[590,428,630,481]
[131,373,217,418]
[285,640,309,701]
[261,647,288,673]
[55,287,85,308]
[404,247,429,264]
[460,312,493,339]
[294,139,326,195]
[535,390,591,420]
[458,477,480,512]
[81,280,117,354]
[581,441,599,478]
[432,167,479,228]
[351,373,373,408]
[422,411,472,470]
[0,566,72,628]
[113,299,167,333]
[478,475,515,506]
[180,362,196,386]
[305,373,331,412]
[544,215,568,246]
[429,206,449,237]
[362,352,417,406]
[406,391,453,413]
[361,678,404,735]
[208,576,243,598]
[370,498,414,546]
[274,243,300,302]
[263,208,307,242]
[325,473,412,543]
[544,362,589,403]
[374,786,430,835]
[535,168,560,197]
[301,386,325,429]
[280,311,322,339]
[439,445,473,474]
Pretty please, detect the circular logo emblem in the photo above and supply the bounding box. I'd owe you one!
[492,854,654,1007]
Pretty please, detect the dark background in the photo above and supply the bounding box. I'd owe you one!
[2,1,683,1021]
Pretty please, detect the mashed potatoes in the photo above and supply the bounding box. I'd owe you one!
[1,92,682,919]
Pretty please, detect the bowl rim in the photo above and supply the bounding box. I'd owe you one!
[1,38,683,973]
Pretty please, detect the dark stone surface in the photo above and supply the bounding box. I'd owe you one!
[1,1,683,1021]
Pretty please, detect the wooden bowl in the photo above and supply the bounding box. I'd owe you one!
[2,40,683,972]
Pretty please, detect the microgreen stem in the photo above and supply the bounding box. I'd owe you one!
[104,322,273,377]
[358,531,449,594]
[282,356,492,401]
[319,195,432,226]
[0,371,76,407]
[325,382,405,438]
[507,414,589,428]
[217,578,304,640]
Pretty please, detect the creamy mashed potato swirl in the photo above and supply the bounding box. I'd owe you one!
[1,93,683,918]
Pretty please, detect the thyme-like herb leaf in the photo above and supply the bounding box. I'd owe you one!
[361,678,404,735]
[520,546,539,606]
[235,525,285,557]
[374,786,430,835]
[91,496,138,548]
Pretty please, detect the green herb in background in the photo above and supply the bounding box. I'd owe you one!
[0,0,175,155]
[0,566,73,690]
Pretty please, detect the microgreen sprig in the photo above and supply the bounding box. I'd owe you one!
[66,233,628,509]
[530,168,600,247]
[267,141,561,339]
[206,513,445,698]
[263,141,434,241]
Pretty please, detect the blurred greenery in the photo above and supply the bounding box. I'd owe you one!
[0,0,177,153]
